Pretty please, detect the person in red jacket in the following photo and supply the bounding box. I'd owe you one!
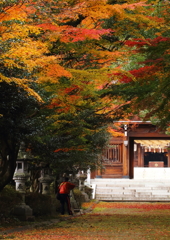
[58,177,75,215]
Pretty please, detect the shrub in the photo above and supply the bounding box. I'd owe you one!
[84,186,93,199]
[0,185,22,218]
[25,192,54,216]
[73,188,84,207]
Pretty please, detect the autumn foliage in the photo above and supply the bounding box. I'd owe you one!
[0,0,169,188]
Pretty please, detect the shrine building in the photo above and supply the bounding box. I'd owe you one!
[88,121,170,201]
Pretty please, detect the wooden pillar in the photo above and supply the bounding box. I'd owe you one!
[97,168,101,177]
[123,143,129,177]
[168,149,170,167]
[129,138,134,179]
[138,144,144,167]
[141,148,144,167]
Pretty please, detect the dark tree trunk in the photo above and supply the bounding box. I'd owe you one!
[0,139,19,192]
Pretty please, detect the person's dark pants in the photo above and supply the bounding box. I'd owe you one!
[59,194,73,215]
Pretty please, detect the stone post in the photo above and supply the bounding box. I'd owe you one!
[85,168,91,186]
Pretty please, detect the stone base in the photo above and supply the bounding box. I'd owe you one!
[81,192,90,202]
[12,203,35,221]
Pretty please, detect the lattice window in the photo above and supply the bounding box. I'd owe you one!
[103,144,122,163]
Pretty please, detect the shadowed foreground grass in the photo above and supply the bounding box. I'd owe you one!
[2,202,170,239]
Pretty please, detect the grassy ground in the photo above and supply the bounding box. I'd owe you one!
[1,201,170,239]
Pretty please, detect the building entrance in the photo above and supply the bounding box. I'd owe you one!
[92,122,170,180]
[144,152,168,167]
[134,139,170,168]
[129,137,170,179]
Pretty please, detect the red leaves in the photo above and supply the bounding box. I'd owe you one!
[113,72,132,83]
[37,23,59,31]
[93,202,170,211]
[130,65,156,78]
[37,23,112,42]
[64,85,80,94]
[125,37,170,47]
[61,28,111,43]
[113,65,157,83]
[122,36,170,84]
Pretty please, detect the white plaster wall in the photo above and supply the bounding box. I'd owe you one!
[134,167,170,180]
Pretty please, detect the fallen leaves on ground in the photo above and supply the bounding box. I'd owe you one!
[2,202,170,239]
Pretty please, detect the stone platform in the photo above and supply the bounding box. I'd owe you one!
[134,167,170,180]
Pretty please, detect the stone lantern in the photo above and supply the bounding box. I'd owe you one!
[13,142,34,221]
[75,170,91,203]
[38,167,54,195]
[76,170,87,191]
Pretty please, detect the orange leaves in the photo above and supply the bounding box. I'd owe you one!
[1,5,27,21]
[107,126,124,137]
[54,147,84,152]
[122,1,149,10]
[38,63,72,83]
[0,4,41,41]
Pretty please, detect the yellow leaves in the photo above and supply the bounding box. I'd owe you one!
[1,24,40,41]
[0,3,45,74]
[1,39,48,71]
[70,68,100,80]
[55,0,127,29]
[0,73,42,102]
[69,68,110,88]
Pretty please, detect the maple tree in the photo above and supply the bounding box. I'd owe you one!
[103,0,170,130]
[0,0,167,190]
[0,0,53,191]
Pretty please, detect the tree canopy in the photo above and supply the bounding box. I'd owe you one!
[104,0,170,130]
[0,0,169,190]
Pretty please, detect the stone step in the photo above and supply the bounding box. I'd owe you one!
[90,178,170,201]
[96,193,170,201]
[96,197,170,202]
[96,185,170,190]
[91,179,170,183]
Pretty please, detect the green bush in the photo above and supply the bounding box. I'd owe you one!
[25,192,54,216]
[73,188,84,207]
[0,185,22,218]
[84,186,93,199]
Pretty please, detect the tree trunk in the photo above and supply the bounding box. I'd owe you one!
[0,139,19,192]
